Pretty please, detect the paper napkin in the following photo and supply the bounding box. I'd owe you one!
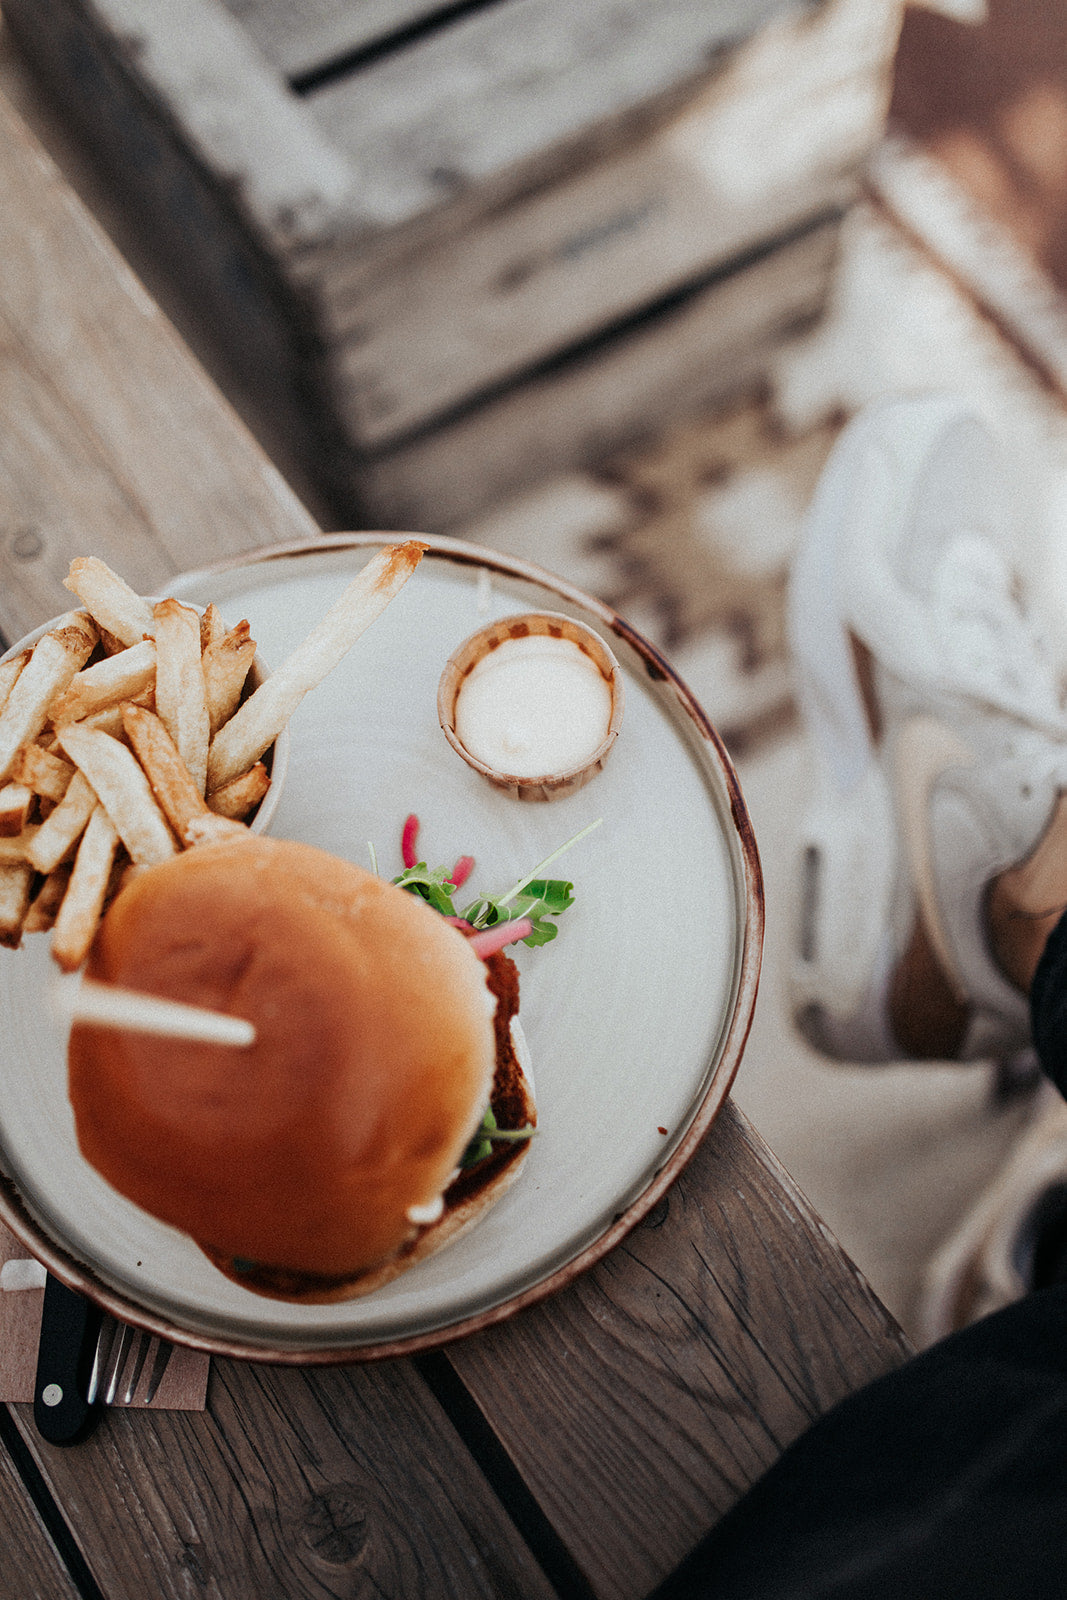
[0,1218,209,1408]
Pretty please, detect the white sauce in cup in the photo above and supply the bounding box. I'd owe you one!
[454,634,613,778]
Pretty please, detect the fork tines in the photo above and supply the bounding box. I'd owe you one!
[87,1319,173,1407]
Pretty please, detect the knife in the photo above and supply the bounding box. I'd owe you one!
[33,1274,104,1446]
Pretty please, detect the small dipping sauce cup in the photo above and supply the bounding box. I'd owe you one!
[437,611,624,801]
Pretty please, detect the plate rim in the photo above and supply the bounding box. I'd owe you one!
[0,532,764,1364]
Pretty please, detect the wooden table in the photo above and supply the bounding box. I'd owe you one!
[0,89,912,1600]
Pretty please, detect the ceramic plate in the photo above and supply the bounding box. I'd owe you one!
[0,536,762,1362]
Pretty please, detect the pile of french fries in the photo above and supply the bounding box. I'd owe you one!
[0,542,426,970]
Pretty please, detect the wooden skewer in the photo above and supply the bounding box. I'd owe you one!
[60,978,255,1047]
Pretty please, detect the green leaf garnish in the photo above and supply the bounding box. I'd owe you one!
[459,1105,537,1168]
[392,862,459,918]
[463,877,574,946]
[393,817,599,947]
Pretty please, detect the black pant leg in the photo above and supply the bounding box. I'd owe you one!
[650,1285,1067,1600]
[651,910,1067,1600]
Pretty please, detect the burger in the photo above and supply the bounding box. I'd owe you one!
[67,833,536,1302]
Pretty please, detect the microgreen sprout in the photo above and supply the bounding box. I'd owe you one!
[460,1106,537,1168]
[393,816,599,948]
[492,817,602,910]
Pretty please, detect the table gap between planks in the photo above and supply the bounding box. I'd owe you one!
[0,88,911,1600]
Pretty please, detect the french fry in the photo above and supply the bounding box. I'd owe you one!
[27,771,97,875]
[0,649,31,715]
[0,613,98,782]
[64,557,155,647]
[23,862,73,934]
[202,620,256,735]
[73,688,154,740]
[121,703,210,843]
[207,762,270,821]
[51,805,121,971]
[200,602,225,653]
[7,543,432,969]
[49,638,156,726]
[207,540,426,791]
[97,626,129,656]
[0,782,33,837]
[153,599,209,795]
[12,743,75,803]
[183,813,250,849]
[0,826,39,862]
[0,860,33,948]
[56,723,177,868]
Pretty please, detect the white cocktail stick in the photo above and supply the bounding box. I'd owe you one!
[60,978,255,1047]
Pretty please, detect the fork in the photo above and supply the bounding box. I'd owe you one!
[88,1317,173,1407]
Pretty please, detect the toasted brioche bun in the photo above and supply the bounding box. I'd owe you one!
[202,979,535,1303]
[68,835,535,1300]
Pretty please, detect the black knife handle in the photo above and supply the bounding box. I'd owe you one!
[33,1275,103,1446]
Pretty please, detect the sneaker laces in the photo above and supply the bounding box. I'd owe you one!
[929,536,1067,735]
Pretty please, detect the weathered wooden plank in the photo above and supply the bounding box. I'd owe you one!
[313,96,859,444]
[305,0,802,225]
[15,0,799,248]
[0,1427,82,1600]
[0,32,851,549]
[10,1360,557,1600]
[351,213,842,528]
[3,0,903,451]
[218,0,459,82]
[299,0,899,437]
[0,87,319,647]
[447,1099,912,1600]
[11,0,355,247]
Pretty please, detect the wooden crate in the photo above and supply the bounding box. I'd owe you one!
[352,213,843,528]
[3,0,903,523]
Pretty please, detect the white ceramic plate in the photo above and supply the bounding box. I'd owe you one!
[0,536,762,1361]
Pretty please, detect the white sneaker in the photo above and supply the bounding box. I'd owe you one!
[788,393,1067,1064]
